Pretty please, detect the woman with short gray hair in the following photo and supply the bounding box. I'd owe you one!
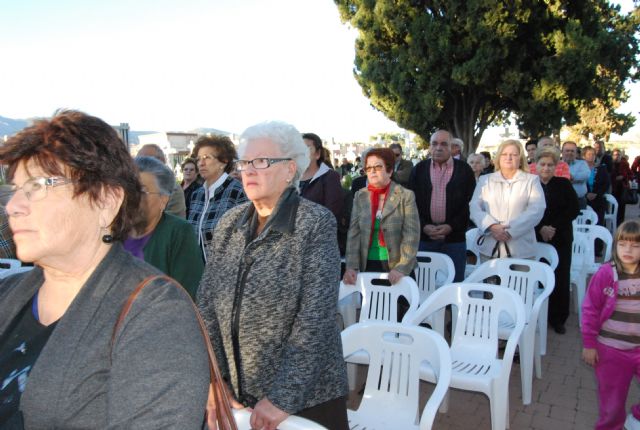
[123,156,204,299]
[197,121,349,430]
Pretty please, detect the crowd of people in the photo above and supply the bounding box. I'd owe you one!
[0,109,637,429]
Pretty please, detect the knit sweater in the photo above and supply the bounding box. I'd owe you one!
[196,188,348,414]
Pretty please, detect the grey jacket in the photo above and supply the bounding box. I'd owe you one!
[0,244,209,429]
[197,188,348,414]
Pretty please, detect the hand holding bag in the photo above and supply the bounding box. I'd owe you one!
[111,275,238,430]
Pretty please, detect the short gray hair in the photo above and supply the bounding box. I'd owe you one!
[430,129,452,146]
[134,156,175,196]
[238,121,310,188]
[451,138,464,150]
[467,153,486,167]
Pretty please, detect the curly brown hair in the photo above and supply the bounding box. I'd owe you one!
[0,110,141,241]
[192,135,237,174]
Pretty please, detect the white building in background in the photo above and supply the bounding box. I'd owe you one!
[132,128,238,169]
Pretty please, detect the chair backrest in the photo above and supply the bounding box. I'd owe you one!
[340,272,420,323]
[0,266,33,280]
[573,224,613,263]
[342,321,452,430]
[413,252,455,304]
[464,258,555,321]
[465,228,481,273]
[406,283,525,365]
[573,208,598,226]
[571,231,591,271]
[0,258,21,270]
[533,243,559,270]
[605,193,618,217]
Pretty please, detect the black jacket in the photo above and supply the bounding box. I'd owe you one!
[409,158,476,243]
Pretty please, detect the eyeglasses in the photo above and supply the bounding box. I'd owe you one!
[5,176,73,202]
[364,164,386,173]
[195,154,221,163]
[235,158,292,171]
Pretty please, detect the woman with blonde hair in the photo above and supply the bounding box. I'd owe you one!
[470,139,546,260]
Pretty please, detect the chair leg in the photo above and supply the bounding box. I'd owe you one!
[537,301,548,356]
[438,389,450,414]
[347,363,358,391]
[534,332,543,379]
[518,335,534,405]
[576,275,587,327]
[489,388,508,430]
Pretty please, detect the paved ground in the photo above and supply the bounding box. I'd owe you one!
[347,202,640,430]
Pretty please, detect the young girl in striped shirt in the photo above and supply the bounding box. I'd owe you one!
[582,219,640,430]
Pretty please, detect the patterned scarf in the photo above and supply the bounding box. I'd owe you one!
[367,182,391,247]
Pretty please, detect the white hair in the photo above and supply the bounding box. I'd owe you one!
[467,153,486,167]
[238,121,310,188]
[451,138,464,150]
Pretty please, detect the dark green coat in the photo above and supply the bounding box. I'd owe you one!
[145,212,203,299]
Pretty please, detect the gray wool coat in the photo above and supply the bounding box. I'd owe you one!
[0,244,210,429]
[197,187,348,414]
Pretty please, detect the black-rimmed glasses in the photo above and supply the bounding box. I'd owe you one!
[235,158,292,171]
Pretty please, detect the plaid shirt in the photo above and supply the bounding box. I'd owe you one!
[0,206,15,259]
[429,157,454,224]
[187,176,247,257]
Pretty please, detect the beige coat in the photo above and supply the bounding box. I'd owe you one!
[346,182,420,275]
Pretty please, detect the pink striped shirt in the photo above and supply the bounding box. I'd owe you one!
[598,272,640,350]
[429,157,454,224]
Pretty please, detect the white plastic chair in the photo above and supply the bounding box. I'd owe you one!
[465,228,481,278]
[533,243,558,357]
[413,252,455,337]
[339,273,421,389]
[570,232,590,323]
[405,283,525,430]
[0,261,33,280]
[604,193,618,234]
[572,225,613,323]
[233,409,328,429]
[342,321,451,430]
[0,258,21,270]
[464,259,555,405]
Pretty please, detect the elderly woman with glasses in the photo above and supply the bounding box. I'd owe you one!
[0,111,209,428]
[342,148,420,286]
[197,121,348,430]
[124,156,204,299]
[470,139,546,260]
[187,135,247,261]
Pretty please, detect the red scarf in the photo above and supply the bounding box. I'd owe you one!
[367,182,391,248]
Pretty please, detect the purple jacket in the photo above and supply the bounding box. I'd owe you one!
[581,262,619,349]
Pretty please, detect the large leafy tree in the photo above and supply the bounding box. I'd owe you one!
[335,0,640,156]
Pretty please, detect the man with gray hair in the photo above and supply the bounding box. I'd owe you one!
[137,144,187,218]
[409,130,476,281]
[450,137,464,161]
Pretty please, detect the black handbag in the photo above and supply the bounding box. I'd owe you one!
[490,241,512,259]
[623,188,638,205]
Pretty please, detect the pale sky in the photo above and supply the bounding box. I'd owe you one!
[0,0,637,144]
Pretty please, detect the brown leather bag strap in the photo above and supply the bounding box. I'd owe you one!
[111,275,238,430]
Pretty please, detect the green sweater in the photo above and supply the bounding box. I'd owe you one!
[145,213,204,300]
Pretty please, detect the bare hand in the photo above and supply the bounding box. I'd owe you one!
[434,224,452,237]
[539,225,556,242]
[388,269,404,284]
[343,269,358,285]
[489,224,511,242]
[423,224,437,236]
[250,397,289,430]
[582,348,598,367]
[586,193,597,201]
[206,383,244,429]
